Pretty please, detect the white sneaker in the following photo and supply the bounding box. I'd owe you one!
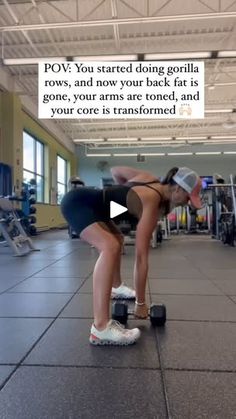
[89,320,141,346]
[111,283,136,299]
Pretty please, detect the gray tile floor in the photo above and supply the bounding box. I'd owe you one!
[0,231,236,419]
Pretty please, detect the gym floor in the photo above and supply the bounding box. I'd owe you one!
[0,231,236,419]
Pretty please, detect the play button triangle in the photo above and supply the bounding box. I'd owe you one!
[110,201,128,218]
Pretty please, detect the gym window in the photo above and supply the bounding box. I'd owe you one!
[57,155,68,204]
[23,131,45,203]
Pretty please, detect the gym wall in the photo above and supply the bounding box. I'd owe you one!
[77,144,236,187]
[0,92,77,230]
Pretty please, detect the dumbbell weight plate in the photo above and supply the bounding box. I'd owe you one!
[112,302,128,325]
[29,225,37,235]
[29,216,36,224]
[150,304,166,326]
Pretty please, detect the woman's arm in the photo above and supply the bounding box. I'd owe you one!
[134,203,159,303]
[111,166,158,184]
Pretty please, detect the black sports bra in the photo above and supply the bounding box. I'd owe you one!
[125,180,163,201]
[126,180,171,216]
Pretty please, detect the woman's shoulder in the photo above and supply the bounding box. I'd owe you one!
[128,175,160,183]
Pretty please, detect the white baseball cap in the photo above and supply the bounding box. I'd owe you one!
[173,167,203,209]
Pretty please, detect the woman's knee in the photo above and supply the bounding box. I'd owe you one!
[80,223,122,254]
[101,237,122,255]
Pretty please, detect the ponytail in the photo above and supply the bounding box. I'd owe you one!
[161,167,179,185]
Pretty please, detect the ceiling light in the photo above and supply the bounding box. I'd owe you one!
[223,151,236,154]
[86,154,111,157]
[3,57,67,65]
[141,140,185,145]
[207,84,215,90]
[141,137,172,141]
[73,139,104,143]
[144,51,211,60]
[176,136,207,140]
[138,140,187,146]
[217,50,236,58]
[125,142,185,147]
[207,82,236,87]
[195,152,222,155]
[167,152,193,156]
[205,109,233,114]
[142,153,165,156]
[74,54,138,61]
[3,55,138,65]
[147,141,185,144]
[211,135,236,139]
[107,138,138,142]
[113,153,138,156]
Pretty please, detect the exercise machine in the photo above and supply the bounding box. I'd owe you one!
[210,175,236,246]
[67,176,85,239]
[0,197,39,256]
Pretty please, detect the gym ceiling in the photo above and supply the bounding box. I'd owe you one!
[0,0,236,154]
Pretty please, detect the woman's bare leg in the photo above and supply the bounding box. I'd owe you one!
[103,221,124,288]
[80,222,122,330]
[111,250,123,287]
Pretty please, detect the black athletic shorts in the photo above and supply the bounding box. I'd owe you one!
[61,187,108,236]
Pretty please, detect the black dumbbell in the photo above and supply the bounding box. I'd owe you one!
[112,302,166,327]
[29,197,36,205]
[112,301,128,324]
[29,225,37,235]
[29,216,36,224]
[150,304,166,326]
